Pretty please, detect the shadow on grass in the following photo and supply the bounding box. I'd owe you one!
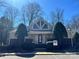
[0,53,6,57]
[0,47,77,58]
[16,54,35,58]
[0,48,36,58]
[15,50,36,58]
[73,49,79,55]
[0,50,36,58]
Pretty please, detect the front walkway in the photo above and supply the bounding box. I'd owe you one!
[0,53,79,59]
[0,51,77,56]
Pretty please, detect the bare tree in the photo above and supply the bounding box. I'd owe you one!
[66,15,79,47]
[4,6,18,27]
[51,8,64,26]
[0,0,17,45]
[66,15,79,38]
[0,0,8,7]
[70,15,79,32]
[22,6,27,25]
[0,16,13,45]
[5,7,18,20]
[0,0,18,28]
[22,2,42,25]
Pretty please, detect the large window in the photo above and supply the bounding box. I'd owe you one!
[37,20,40,27]
[42,24,48,29]
[32,20,49,30]
[41,20,44,26]
[33,24,39,29]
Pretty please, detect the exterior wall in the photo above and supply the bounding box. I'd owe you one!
[29,33,53,44]
[9,18,53,45]
[29,34,38,44]
[42,35,46,44]
[9,30,53,45]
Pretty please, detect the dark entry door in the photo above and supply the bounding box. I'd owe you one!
[38,34,42,44]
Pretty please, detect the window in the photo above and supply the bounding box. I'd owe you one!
[41,20,44,26]
[33,24,39,29]
[37,21,40,27]
[33,20,49,30]
[42,24,48,29]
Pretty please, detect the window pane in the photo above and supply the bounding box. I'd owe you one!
[41,20,44,26]
[33,24,38,29]
[37,21,40,27]
[42,24,48,29]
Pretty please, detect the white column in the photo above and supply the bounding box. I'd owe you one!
[42,34,46,44]
[35,34,38,44]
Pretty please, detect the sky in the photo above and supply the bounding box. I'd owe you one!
[0,0,79,27]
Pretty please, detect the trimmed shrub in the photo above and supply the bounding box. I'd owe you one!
[16,23,28,47]
[46,38,71,52]
[73,32,79,51]
[22,39,35,50]
[53,22,68,50]
[9,39,19,50]
[54,22,68,39]
[46,38,60,51]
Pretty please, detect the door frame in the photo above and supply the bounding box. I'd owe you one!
[38,34,42,44]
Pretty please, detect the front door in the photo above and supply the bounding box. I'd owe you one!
[38,34,42,44]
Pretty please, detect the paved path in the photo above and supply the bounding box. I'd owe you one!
[0,55,79,59]
[0,52,76,56]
